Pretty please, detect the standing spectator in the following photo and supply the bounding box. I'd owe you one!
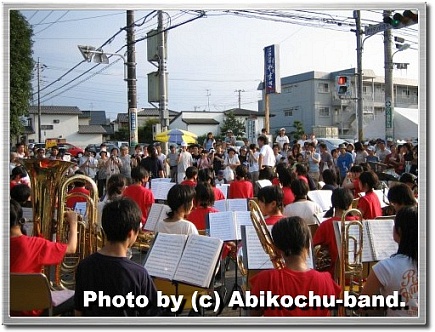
[119,146,132,180]
[297,133,308,147]
[376,139,391,163]
[384,144,404,175]
[211,144,225,176]
[354,141,368,165]
[224,130,236,147]
[130,144,144,168]
[96,151,109,199]
[190,144,201,168]
[140,145,164,180]
[248,143,260,188]
[122,167,154,227]
[215,170,227,185]
[306,142,321,187]
[275,127,289,151]
[166,145,178,182]
[318,143,333,178]
[176,142,193,183]
[336,144,354,184]
[197,149,212,170]
[49,146,61,160]
[15,142,27,159]
[105,147,122,178]
[155,143,167,178]
[228,165,254,199]
[203,132,216,152]
[74,197,159,317]
[257,135,275,170]
[272,144,283,165]
[224,147,241,175]
[346,143,356,163]
[357,171,382,219]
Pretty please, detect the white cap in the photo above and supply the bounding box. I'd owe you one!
[181,142,188,147]
[280,127,285,131]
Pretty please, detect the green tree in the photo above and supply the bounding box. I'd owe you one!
[10,11,34,142]
[289,120,305,141]
[220,111,245,138]
[139,118,160,143]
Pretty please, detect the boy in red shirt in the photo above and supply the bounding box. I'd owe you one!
[228,165,253,199]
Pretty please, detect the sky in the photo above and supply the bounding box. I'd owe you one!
[6,2,421,122]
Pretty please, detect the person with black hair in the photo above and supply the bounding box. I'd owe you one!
[400,172,418,198]
[357,171,382,219]
[122,167,154,227]
[197,168,225,201]
[74,197,159,316]
[66,170,90,209]
[155,184,198,235]
[360,206,418,317]
[312,188,356,278]
[228,165,253,199]
[321,169,338,191]
[186,182,219,231]
[387,183,418,213]
[97,174,128,228]
[257,185,284,225]
[10,183,31,207]
[275,164,295,206]
[249,216,340,316]
[283,179,322,225]
[10,166,29,190]
[140,145,164,179]
[180,166,198,187]
[342,165,364,198]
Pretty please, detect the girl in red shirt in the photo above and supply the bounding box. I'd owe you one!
[186,182,219,231]
[249,216,341,317]
[357,171,382,219]
[228,165,253,199]
[257,185,284,226]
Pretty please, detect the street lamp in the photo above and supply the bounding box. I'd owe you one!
[77,45,138,148]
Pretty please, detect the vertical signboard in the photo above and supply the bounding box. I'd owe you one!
[129,107,138,147]
[264,44,281,94]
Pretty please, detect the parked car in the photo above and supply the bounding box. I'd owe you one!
[316,137,348,152]
[57,143,85,158]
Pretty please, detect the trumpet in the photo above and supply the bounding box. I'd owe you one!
[248,199,285,270]
[338,208,364,317]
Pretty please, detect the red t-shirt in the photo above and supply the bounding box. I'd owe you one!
[213,187,226,201]
[186,206,219,231]
[180,180,197,187]
[352,179,363,198]
[282,186,295,206]
[358,190,382,219]
[312,216,357,278]
[229,179,254,199]
[250,268,341,316]
[122,184,155,225]
[10,235,67,273]
[66,186,90,209]
[265,214,284,226]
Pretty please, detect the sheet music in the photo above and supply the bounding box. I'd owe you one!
[208,211,238,241]
[173,235,223,288]
[256,179,273,189]
[241,225,274,270]
[307,190,333,212]
[213,199,227,212]
[234,211,253,236]
[216,184,230,199]
[144,203,170,231]
[74,202,87,219]
[226,198,248,212]
[144,233,187,280]
[365,219,397,261]
[151,182,176,201]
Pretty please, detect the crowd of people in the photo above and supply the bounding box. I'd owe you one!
[9,129,420,318]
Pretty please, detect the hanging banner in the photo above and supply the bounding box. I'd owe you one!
[264,44,281,94]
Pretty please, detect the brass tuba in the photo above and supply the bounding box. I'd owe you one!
[338,208,364,316]
[248,199,285,269]
[22,158,101,290]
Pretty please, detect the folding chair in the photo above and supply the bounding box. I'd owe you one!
[10,273,53,316]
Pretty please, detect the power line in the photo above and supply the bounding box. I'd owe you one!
[34,11,69,35]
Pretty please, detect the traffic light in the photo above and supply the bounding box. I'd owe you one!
[383,10,418,29]
[335,76,350,96]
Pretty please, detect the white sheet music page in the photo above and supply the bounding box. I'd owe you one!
[144,203,170,231]
[307,190,333,212]
[334,221,375,262]
[242,225,274,270]
[213,199,227,212]
[366,219,397,261]
[216,184,229,199]
[234,211,253,237]
[208,211,238,241]
[144,233,187,280]
[152,182,176,201]
[173,235,223,288]
[226,198,248,211]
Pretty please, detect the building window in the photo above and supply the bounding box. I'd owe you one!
[53,119,60,124]
[402,88,411,98]
[283,109,293,117]
[317,83,329,93]
[363,86,368,95]
[318,107,330,117]
[282,86,292,93]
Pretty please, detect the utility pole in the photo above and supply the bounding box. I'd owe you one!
[354,10,364,142]
[127,10,138,149]
[384,10,394,141]
[235,89,245,109]
[37,57,42,143]
[158,11,169,153]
